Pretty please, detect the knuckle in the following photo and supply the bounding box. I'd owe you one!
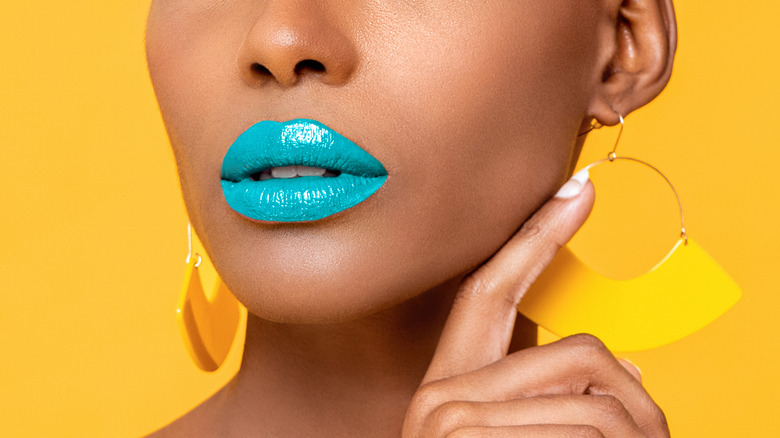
[458,273,496,301]
[519,218,546,242]
[458,273,520,313]
[410,381,448,412]
[429,401,474,432]
[566,333,609,353]
[519,217,567,253]
[591,395,630,421]
[563,334,615,371]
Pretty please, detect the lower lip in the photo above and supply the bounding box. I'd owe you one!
[221,173,387,222]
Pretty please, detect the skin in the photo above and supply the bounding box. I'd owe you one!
[145,0,677,436]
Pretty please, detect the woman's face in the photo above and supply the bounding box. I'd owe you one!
[146,1,605,323]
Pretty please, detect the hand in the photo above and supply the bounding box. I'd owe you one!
[402,176,669,437]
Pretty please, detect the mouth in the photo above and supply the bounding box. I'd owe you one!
[220,119,388,222]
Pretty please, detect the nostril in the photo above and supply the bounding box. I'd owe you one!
[295,59,326,75]
[250,63,273,77]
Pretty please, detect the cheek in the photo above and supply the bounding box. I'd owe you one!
[361,3,599,263]
[146,4,255,222]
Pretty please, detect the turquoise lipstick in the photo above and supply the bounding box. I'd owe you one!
[221,119,388,222]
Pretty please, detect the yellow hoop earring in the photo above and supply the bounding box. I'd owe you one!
[176,224,244,372]
[518,115,741,352]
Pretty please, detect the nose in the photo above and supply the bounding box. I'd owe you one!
[237,1,359,88]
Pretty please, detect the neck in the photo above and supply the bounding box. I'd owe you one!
[213,276,537,437]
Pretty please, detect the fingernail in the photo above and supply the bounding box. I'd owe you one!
[554,169,589,199]
[622,358,642,375]
[621,358,643,382]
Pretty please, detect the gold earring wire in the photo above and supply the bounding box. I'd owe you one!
[581,115,687,245]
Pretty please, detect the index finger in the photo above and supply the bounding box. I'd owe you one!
[422,170,594,384]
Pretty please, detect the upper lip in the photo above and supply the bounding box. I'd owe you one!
[221,119,387,182]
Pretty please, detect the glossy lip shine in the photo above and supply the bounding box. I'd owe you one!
[220,119,388,222]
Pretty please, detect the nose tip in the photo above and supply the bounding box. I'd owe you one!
[238,8,358,88]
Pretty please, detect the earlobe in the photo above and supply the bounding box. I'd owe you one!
[588,0,677,125]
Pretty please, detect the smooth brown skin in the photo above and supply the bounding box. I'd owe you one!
[146,0,676,436]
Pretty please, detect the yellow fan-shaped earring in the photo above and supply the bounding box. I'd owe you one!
[518,115,741,352]
[176,224,244,372]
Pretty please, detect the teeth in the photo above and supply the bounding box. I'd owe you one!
[295,165,327,177]
[261,165,332,180]
[271,166,298,179]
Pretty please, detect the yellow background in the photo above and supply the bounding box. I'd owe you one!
[1,1,777,436]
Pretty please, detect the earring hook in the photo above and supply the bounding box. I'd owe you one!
[577,118,603,136]
[186,223,203,267]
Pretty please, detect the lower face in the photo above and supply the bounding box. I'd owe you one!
[146,0,603,323]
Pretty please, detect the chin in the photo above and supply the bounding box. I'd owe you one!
[208,235,425,324]
[225,270,423,324]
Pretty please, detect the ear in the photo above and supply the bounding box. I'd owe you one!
[588,0,677,125]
